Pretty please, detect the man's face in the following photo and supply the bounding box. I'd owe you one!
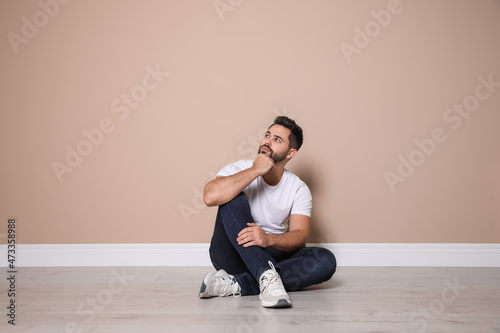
[258,125,292,164]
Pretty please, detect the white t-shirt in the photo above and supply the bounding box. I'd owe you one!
[217,159,312,235]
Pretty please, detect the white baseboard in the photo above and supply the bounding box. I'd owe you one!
[1,243,499,267]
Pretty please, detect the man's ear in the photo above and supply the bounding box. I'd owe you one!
[287,149,298,159]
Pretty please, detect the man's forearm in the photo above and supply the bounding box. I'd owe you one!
[267,230,307,252]
[203,168,259,207]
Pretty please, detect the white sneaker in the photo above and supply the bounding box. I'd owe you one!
[258,261,291,308]
[199,269,241,298]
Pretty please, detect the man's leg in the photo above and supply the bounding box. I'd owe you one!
[209,246,337,295]
[215,192,278,281]
[275,247,337,291]
[207,192,280,295]
[209,207,249,275]
[202,193,291,306]
[208,202,261,295]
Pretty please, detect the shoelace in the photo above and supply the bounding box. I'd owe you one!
[260,262,285,296]
[214,276,241,297]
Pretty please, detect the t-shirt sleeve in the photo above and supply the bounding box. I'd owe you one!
[291,183,312,217]
[216,160,251,177]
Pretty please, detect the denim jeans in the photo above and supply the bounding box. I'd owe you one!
[209,192,337,296]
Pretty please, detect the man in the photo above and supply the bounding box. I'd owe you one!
[199,116,336,308]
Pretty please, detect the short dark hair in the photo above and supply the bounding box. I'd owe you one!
[269,116,303,150]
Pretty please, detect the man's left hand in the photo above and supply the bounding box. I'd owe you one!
[237,223,270,248]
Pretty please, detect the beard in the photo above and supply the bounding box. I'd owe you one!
[258,145,287,164]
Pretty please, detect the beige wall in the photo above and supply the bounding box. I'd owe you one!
[1,0,499,244]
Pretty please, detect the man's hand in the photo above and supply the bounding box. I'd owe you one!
[252,153,274,176]
[237,223,270,248]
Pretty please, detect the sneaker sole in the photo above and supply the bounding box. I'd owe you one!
[259,295,292,308]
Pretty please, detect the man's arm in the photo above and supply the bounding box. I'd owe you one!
[203,169,257,207]
[203,154,274,207]
[236,214,311,252]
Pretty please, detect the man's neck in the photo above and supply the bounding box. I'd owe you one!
[262,163,286,186]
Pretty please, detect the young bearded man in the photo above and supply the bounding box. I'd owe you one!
[199,116,336,308]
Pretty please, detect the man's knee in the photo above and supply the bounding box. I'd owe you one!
[229,192,248,203]
[313,247,337,281]
[220,192,248,209]
[219,192,252,219]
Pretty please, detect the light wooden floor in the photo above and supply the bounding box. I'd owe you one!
[1,266,499,333]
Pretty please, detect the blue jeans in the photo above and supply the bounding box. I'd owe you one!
[209,192,337,296]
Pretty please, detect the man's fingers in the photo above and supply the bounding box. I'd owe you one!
[238,224,256,237]
[238,227,251,237]
[242,239,258,247]
[237,233,251,244]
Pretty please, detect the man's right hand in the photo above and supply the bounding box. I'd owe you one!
[204,154,274,207]
[252,153,274,176]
